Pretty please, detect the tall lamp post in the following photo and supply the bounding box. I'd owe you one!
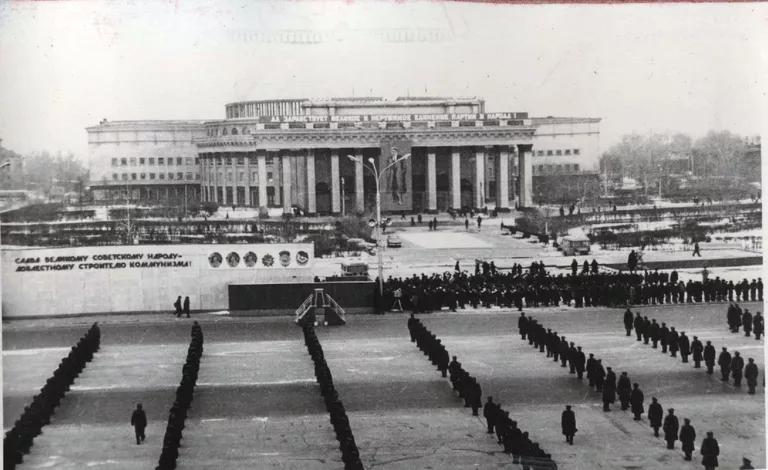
[347,151,411,300]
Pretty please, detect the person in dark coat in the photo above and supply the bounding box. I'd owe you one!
[731,351,744,386]
[663,408,679,449]
[678,331,691,363]
[623,308,634,336]
[571,259,578,277]
[680,418,696,461]
[668,327,680,357]
[704,341,716,375]
[602,367,616,411]
[742,309,753,337]
[718,348,732,382]
[700,431,719,470]
[753,311,764,340]
[183,296,190,318]
[617,372,632,410]
[561,405,577,444]
[483,396,496,434]
[633,312,644,341]
[518,312,528,340]
[744,358,759,394]
[173,296,182,317]
[586,354,597,387]
[574,346,586,379]
[594,359,606,392]
[648,397,663,437]
[630,383,644,420]
[740,458,755,469]
[131,403,147,445]
[691,336,704,368]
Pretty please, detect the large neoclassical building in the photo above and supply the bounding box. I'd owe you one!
[88,97,600,214]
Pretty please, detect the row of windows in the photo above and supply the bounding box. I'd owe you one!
[207,156,274,166]
[111,157,199,167]
[533,164,580,175]
[112,173,200,181]
[204,171,274,183]
[536,149,580,157]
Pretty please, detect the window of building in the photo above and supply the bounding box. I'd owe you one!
[130,158,137,166]
[121,158,127,166]
[158,157,165,165]
[564,149,570,155]
[167,158,173,165]
[225,157,232,166]
[222,128,228,136]
[149,157,155,165]
[267,171,273,182]
[249,157,256,165]
[546,150,553,156]
[112,173,118,180]
[227,171,232,182]
[231,127,238,135]
[177,157,183,165]
[556,150,562,156]
[140,173,146,180]
[574,164,580,172]
[111,158,118,166]
[194,158,200,165]
[238,171,244,182]
[149,173,155,180]
[131,173,137,180]
[177,172,183,180]
[251,171,258,182]
[537,150,544,157]
[159,173,165,180]
[139,158,146,165]
[574,149,580,155]
[237,157,244,165]
[265,156,274,165]
[122,173,128,180]
[194,173,199,180]
[186,158,192,166]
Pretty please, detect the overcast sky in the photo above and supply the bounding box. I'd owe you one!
[0,0,766,160]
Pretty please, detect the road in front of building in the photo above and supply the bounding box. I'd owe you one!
[3,301,764,469]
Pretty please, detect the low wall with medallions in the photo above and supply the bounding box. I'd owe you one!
[1,243,314,318]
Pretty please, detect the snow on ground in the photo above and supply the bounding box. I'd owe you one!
[397,231,493,249]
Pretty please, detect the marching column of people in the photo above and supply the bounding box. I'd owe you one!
[726,302,763,340]
[381,263,763,314]
[301,325,364,470]
[518,312,727,468]
[623,308,761,394]
[3,322,100,469]
[407,314,557,469]
[156,322,204,470]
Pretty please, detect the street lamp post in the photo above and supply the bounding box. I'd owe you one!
[347,152,411,302]
[341,177,346,216]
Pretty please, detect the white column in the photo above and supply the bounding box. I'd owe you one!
[257,153,267,208]
[221,156,228,205]
[231,157,237,206]
[450,148,461,209]
[354,151,364,213]
[426,149,437,211]
[212,156,219,203]
[306,150,316,214]
[496,148,510,209]
[518,144,533,208]
[475,148,485,209]
[281,154,292,211]
[244,154,251,206]
[330,150,341,214]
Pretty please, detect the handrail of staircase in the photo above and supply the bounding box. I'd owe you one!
[295,294,314,319]
[325,295,346,319]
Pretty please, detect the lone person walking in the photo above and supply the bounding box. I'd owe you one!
[131,403,147,445]
[561,405,577,445]
[692,241,702,257]
[183,296,191,318]
[173,296,182,317]
[700,431,719,470]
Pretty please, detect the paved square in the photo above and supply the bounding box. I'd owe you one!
[3,303,764,469]
[396,231,493,249]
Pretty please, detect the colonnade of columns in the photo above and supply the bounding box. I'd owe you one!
[199,143,532,214]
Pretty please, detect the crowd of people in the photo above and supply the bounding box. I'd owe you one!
[727,303,764,339]
[380,260,763,314]
[302,325,363,470]
[624,307,761,394]
[518,312,730,468]
[156,322,203,470]
[407,315,558,469]
[3,323,100,469]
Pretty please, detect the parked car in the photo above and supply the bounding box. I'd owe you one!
[386,234,402,248]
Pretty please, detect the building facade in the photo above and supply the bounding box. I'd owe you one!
[87,97,601,213]
[87,120,206,204]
